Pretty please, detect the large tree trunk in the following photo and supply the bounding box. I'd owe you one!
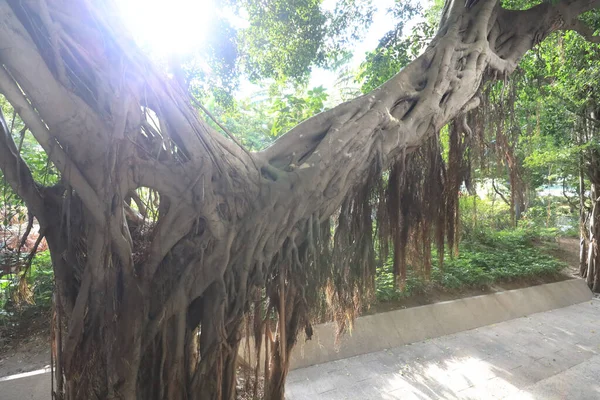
[582,109,600,291]
[0,0,598,398]
[586,184,600,291]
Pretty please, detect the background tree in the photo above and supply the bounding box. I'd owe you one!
[515,20,600,289]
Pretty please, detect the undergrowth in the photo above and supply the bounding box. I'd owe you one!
[375,227,566,302]
[0,250,53,332]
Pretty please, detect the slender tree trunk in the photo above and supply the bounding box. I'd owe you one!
[497,123,524,227]
[580,153,588,277]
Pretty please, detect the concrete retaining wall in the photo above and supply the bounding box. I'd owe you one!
[241,278,592,370]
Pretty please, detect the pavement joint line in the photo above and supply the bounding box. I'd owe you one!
[0,366,51,382]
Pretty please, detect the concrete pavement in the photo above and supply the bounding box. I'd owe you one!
[0,368,51,400]
[286,300,600,399]
[286,279,592,369]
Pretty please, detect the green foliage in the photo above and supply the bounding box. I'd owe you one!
[375,265,425,301]
[460,193,512,233]
[520,200,579,237]
[28,251,54,308]
[356,3,426,93]
[202,95,274,151]
[0,98,56,325]
[241,0,375,83]
[269,86,328,136]
[190,0,376,91]
[0,251,54,321]
[204,84,329,150]
[240,0,329,83]
[446,228,564,284]
[0,97,58,201]
[375,227,565,302]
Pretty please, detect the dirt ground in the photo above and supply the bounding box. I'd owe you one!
[0,237,585,380]
[550,236,581,277]
[0,308,50,377]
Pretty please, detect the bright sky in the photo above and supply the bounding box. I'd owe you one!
[117,0,219,56]
[117,0,428,94]
[310,0,425,89]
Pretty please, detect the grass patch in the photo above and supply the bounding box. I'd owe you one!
[375,227,566,302]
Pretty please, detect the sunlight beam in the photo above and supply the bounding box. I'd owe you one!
[117,0,216,56]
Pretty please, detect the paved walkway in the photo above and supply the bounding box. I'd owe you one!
[286,300,600,399]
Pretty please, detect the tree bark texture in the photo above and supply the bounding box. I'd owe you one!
[0,0,599,398]
[580,158,589,277]
[582,108,600,290]
[577,105,600,292]
[586,183,600,291]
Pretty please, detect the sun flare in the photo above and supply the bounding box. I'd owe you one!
[117,0,216,56]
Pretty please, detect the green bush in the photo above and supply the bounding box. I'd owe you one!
[520,197,578,236]
[0,250,53,323]
[460,194,513,235]
[375,264,427,301]
[28,251,54,308]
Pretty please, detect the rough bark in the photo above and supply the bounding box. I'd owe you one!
[586,183,600,291]
[0,0,599,399]
[581,108,600,290]
[579,140,589,276]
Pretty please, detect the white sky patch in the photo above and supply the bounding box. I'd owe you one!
[310,0,429,91]
[117,0,217,56]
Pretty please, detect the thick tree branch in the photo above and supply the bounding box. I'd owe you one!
[0,65,106,225]
[263,0,600,178]
[570,19,600,43]
[561,0,600,16]
[141,201,196,280]
[0,110,47,223]
[494,0,600,66]
[0,1,109,169]
[0,63,137,269]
